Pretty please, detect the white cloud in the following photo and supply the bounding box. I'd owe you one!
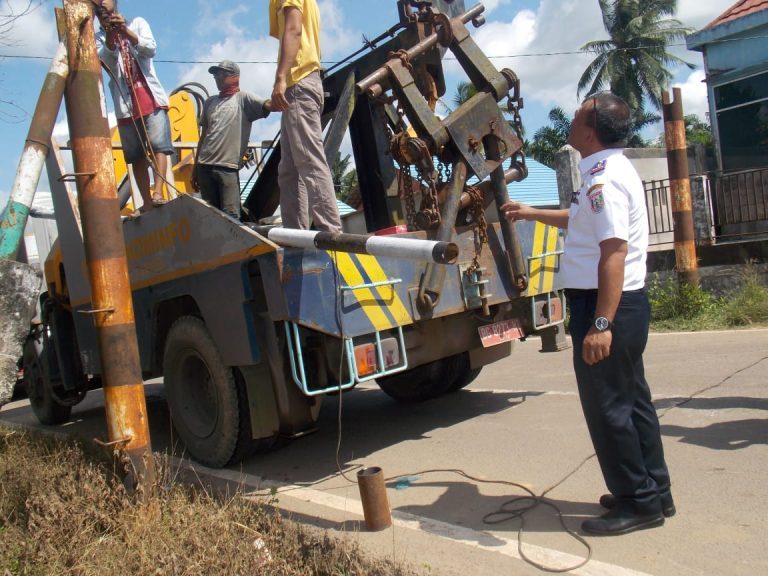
[447,0,736,118]
[677,0,736,29]
[476,0,512,15]
[448,0,603,112]
[673,69,710,121]
[179,0,357,146]
[0,0,58,58]
[318,0,356,58]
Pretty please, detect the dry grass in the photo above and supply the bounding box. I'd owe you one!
[0,427,423,576]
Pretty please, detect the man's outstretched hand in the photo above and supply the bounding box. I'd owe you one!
[500,201,534,222]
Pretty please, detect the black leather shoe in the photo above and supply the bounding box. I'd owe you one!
[582,508,665,536]
[599,493,676,517]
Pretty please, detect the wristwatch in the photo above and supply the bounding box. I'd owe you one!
[593,316,613,332]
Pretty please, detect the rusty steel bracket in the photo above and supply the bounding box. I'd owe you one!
[57,171,95,183]
[94,436,131,448]
[77,307,116,315]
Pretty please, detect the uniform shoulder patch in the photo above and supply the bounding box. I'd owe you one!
[589,159,607,175]
[587,184,605,214]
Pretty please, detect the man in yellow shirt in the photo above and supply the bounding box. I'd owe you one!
[269,0,342,232]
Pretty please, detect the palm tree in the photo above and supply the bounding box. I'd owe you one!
[528,107,571,168]
[331,153,352,199]
[451,81,478,109]
[578,0,694,114]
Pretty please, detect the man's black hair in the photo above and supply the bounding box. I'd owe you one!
[584,92,632,148]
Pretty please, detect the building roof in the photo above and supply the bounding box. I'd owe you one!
[688,0,768,49]
[241,181,356,219]
[704,0,768,29]
[506,158,560,207]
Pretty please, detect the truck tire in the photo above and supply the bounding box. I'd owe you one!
[22,331,72,425]
[446,352,482,393]
[163,316,252,468]
[376,353,463,402]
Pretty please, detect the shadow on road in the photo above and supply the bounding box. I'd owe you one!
[0,383,546,487]
[662,418,768,450]
[248,386,544,484]
[655,396,768,411]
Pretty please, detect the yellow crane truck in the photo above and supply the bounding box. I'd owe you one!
[22,0,565,467]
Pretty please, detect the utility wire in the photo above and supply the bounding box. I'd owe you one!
[2,34,767,64]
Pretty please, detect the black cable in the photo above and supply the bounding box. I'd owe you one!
[170,82,209,124]
[7,34,768,64]
[380,468,592,573]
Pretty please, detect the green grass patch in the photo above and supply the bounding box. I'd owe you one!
[648,268,768,331]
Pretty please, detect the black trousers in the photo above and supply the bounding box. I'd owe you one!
[196,164,241,220]
[567,288,671,514]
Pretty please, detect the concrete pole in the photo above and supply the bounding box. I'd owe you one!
[554,145,581,209]
[0,41,69,259]
[662,88,700,287]
[62,0,155,496]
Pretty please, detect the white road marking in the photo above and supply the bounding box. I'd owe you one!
[178,458,653,576]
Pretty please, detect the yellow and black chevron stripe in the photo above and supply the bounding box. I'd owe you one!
[332,252,413,331]
[527,222,560,297]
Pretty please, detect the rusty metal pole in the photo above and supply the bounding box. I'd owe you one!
[662,88,700,287]
[484,135,528,291]
[62,0,155,495]
[0,40,68,260]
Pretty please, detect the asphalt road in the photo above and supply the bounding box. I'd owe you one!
[2,329,767,576]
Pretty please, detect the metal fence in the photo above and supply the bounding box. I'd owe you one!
[643,169,768,245]
[711,168,768,226]
[643,179,676,246]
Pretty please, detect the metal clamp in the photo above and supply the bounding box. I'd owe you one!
[77,307,115,315]
[57,171,95,183]
[93,436,131,448]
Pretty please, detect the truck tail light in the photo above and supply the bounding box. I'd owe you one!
[353,337,400,377]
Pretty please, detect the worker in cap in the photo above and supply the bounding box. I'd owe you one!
[194,60,271,220]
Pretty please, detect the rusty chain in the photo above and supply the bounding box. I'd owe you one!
[465,184,489,279]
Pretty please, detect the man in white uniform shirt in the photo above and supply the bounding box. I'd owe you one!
[502,92,673,536]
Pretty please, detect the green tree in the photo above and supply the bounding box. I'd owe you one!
[528,107,571,167]
[331,153,351,199]
[578,0,693,132]
[451,81,478,109]
[684,113,713,147]
[340,169,359,204]
[651,113,714,148]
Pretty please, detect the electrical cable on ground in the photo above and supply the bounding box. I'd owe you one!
[317,347,768,573]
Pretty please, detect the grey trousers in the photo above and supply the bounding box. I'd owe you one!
[278,71,342,233]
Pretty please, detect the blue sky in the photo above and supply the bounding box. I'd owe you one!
[0,0,735,206]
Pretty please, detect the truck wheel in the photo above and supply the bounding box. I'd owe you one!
[446,352,482,393]
[163,316,252,468]
[22,331,72,425]
[376,354,463,402]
